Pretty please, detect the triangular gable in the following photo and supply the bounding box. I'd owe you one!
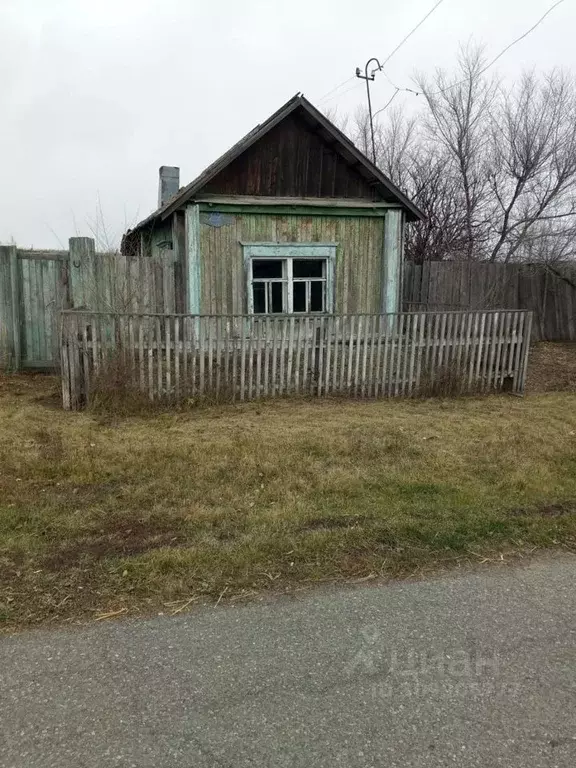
[199,111,379,200]
[131,94,423,233]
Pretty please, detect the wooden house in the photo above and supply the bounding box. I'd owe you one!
[122,93,423,317]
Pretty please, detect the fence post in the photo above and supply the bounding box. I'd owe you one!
[0,245,22,370]
[69,237,96,309]
[519,311,533,394]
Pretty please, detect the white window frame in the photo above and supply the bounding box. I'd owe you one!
[242,242,337,315]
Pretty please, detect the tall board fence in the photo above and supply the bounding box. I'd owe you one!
[0,238,181,371]
[61,310,532,410]
[404,261,576,341]
[2,240,573,372]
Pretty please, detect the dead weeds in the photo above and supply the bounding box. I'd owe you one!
[527,342,576,393]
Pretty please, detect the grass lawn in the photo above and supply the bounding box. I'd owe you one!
[1,369,576,631]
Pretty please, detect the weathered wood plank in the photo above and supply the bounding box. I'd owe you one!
[406,313,418,396]
[465,311,478,391]
[239,318,246,401]
[316,316,325,397]
[519,312,533,393]
[0,247,22,369]
[330,316,339,394]
[57,310,533,408]
[147,316,154,400]
[60,316,71,410]
[294,317,302,394]
[207,315,214,397]
[155,316,162,399]
[486,312,500,391]
[471,312,485,387]
[414,312,426,393]
[386,316,397,397]
[393,314,404,397]
[287,317,296,394]
[512,311,525,392]
[404,262,576,341]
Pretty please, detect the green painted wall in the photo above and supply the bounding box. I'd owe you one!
[140,222,174,259]
[198,211,387,315]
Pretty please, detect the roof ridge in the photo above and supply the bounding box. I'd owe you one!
[127,93,423,234]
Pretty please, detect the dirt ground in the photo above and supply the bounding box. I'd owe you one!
[527,342,576,393]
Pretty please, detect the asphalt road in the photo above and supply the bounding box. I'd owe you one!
[1,554,576,768]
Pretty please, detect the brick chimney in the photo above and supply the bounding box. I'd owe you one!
[158,166,180,207]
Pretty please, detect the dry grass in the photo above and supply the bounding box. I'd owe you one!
[527,342,576,393]
[1,346,576,631]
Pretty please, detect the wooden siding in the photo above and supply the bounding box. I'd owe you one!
[198,212,385,315]
[202,113,379,200]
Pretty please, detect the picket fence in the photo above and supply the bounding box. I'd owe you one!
[60,309,532,409]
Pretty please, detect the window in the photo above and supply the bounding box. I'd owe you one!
[293,260,326,312]
[251,259,287,313]
[244,244,336,315]
[251,258,327,314]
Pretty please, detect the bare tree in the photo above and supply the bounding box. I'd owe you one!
[416,46,498,261]
[337,49,576,266]
[346,106,471,263]
[486,70,576,262]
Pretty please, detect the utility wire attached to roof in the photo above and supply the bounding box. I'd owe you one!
[318,0,446,106]
[317,76,358,104]
[355,0,447,161]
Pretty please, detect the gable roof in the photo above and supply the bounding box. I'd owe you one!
[129,93,424,234]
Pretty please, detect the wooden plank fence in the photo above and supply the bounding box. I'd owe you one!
[0,237,180,371]
[404,261,576,341]
[61,310,532,410]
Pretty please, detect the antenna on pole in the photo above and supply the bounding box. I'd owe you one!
[355,58,382,164]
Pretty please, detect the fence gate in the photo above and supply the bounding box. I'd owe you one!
[0,246,69,370]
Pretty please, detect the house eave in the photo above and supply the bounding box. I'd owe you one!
[193,195,401,209]
[195,197,402,217]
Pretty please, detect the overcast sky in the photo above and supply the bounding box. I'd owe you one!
[1,0,573,248]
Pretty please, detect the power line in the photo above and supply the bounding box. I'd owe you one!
[477,0,566,80]
[318,0,446,107]
[379,0,447,72]
[324,0,566,126]
[317,76,356,104]
[380,69,420,96]
[319,79,362,105]
[373,90,400,119]
[382,0,567,103]
[354,0,448,158]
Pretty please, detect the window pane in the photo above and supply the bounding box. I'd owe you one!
[293,259,324,278]
[293,282,306,312]
[253,282,266,313]
[310,281,324,312]
[253,259,283,279]
[271,282,284,313]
